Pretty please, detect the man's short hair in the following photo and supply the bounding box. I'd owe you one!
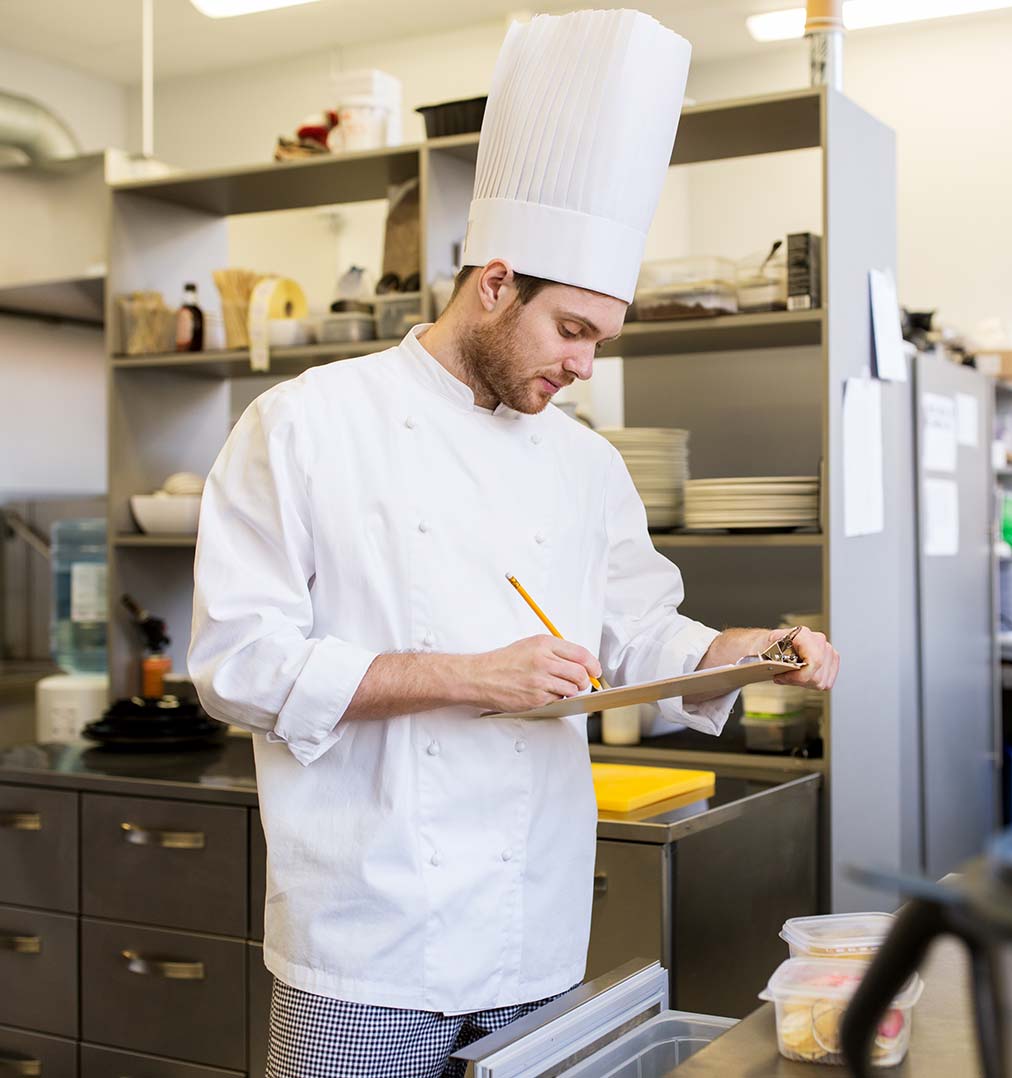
[450,265,554,306]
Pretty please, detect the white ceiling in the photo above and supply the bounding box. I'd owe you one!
[0,0,792,85]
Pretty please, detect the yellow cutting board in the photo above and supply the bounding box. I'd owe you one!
[591,762,716,812]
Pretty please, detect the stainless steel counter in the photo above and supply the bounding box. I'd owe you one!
[672,936,980,1076]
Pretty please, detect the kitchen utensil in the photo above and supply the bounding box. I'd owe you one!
[129,494,201,535]
[82,695,225,752]
[590,763,714,812]
[212,268,263,348]
[841,831,1012,1077]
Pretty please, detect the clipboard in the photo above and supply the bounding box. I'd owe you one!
[486,657,801,720]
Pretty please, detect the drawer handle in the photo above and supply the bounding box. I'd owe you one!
[121,949,206,980]
[593,871,608,896]
[120,822,205,849]
[0,1052,42,1075]
[0,813,41,831]
[0,935,41,955]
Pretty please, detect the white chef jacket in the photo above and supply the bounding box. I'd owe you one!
[188,326,737,1014]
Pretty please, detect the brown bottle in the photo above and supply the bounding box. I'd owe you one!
[175,282,204,352]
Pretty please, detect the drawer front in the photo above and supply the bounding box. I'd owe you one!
[247,944,273,1078]
[81,1044,243,1078]
[0,1024,77,1078]
[587,840,666,983]
[81,919,245,1072]
[82,793,247,936]
[0,786,78,913]
[248,812,265,942]
[0,905,77,1038]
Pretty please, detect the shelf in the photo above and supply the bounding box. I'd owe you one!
[419,88,823,170]
[111,338,401,377]
[602,309,823,358]
[111,144,421,215]
[0,273,104,326]
[110,311,820,377]
[115,535,196,548]
[651,531,823,549]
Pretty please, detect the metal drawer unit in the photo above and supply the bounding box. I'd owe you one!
[247,943,272,1078]
[82,794,247,936]
[248,813,265,943]
[0,786,78,913]
[80,919,246,1072]
[81,1044,243,1078]
[0,905,77,1038]
[0,1024,77,1077]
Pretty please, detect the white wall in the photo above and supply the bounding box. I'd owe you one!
[0,317,106,501]
[686,13,1012,336]
[0,45,127,158]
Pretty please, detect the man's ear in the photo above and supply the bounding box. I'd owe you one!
[476,259,515,314]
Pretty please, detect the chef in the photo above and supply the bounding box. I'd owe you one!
[189,9,839,1078]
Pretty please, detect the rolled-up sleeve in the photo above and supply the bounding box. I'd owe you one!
[187,383,377,766]
[599,449,737,735]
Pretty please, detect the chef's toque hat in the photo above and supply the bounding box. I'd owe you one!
[461,9,691,305]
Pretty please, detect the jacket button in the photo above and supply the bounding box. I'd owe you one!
[426,740,440,756]
[422,631,435,648]
[418,520,431,534]
[530,433,542,445]
[514,740,527,753]
[430,852,441,867]
[534,530,547,544]
[501,849,513,862]
[405,416,417,429]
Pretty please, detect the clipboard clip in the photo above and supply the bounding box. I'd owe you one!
[757,625,806,667]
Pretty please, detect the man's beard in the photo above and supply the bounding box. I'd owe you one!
[457,304,551,415]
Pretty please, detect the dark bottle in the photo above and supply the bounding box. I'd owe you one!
[175,282,204,352]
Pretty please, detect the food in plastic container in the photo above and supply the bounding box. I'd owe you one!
[760,956,922,1067]
[741,713,806,753]
[736,247,788,312]
[742,681,807,717]
[780,912,896,960]
[632,257,737,320]
[313,313,375,344]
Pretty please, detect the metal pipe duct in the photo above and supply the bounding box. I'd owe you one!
[0,90,80,163]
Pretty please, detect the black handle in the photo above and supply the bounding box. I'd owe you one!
[967,937,1007,1078]
[841,898,945,1076]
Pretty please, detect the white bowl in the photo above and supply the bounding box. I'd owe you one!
[130,494,201,535]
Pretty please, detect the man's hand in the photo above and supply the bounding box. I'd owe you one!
[460,635,602,714]
[769,626,840,691]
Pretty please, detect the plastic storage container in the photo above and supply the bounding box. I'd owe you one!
[736,249,788,312]
[742,681,807,717]
[373,292,422,339]
[741,713,806,753]
[314,312,375,344]
[781,912,896,960]
[561,1011,736,1076]
[760,956,923,1067]
[50,518,108,675]
[632,257,737,320]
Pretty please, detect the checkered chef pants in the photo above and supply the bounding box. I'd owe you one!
[265,977,574,1078]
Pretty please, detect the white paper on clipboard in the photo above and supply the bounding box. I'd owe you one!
[486,658,801,721]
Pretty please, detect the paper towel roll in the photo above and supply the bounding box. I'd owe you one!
[247,277,308,371]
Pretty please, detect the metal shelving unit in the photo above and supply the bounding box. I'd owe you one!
[103,85,941,910]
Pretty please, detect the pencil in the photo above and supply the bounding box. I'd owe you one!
[505,573,608,691]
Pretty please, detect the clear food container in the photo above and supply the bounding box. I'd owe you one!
[373,292,422,339]
[736,248,788,312]
[742,681,808,717]
[760,956,923,1067]
[633,257,737,320]
[781,912,896,960]
[314,312,375,344]
[741,713,806,753]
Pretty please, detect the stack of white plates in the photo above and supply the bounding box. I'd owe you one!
[600,427,689,529]
[683,476,820,531]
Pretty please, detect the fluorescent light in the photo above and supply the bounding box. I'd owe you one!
[747,0,1012,41]
[190,0,321,17]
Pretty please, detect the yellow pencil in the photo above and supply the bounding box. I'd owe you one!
[505,573,609,691]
